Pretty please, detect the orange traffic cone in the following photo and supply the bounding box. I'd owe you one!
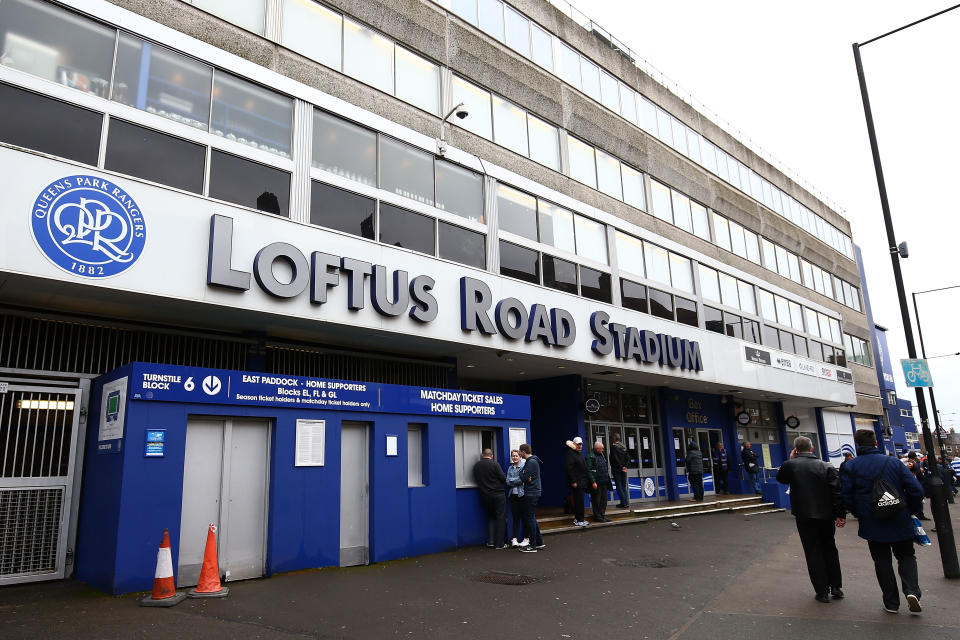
[140,529,186,607]
[188,523,229,598]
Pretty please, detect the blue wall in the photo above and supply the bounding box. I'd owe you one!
[521,375,583,507]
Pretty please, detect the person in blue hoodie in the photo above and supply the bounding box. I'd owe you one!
[517,443,545,552]
[840,429,925,615]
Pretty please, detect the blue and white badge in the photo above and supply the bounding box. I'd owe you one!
[31,175,146,278]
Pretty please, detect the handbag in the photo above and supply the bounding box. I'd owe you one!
[913,516,932,546]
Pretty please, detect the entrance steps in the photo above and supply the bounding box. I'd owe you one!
[537,494,784,535]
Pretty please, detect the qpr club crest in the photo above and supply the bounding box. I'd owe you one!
[31,175,146,278]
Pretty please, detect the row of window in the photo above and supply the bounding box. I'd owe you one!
[498,240,611,303]
[434,0,855,260]
[843,333,873,367]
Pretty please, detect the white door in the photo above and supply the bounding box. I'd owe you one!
[339,422,369,567]
[178,417,269,586]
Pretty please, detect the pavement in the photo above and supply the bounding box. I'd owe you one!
[2,508,960,639]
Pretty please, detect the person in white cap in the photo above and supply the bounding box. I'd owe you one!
[565,436,594,527]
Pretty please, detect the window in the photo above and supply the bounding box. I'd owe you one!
[580,58,601,102]
[454,427,495,487]
[669,254,694,293]
[408,424,424,486]
[530,23,553,70]
[436,160,483,222]
[567,136,597,188]
[649,288,673,321]
[281,0,342,69]
[637,96,657,134]
[621,165,646,211]
[451,77,492,139]
[774,296,790,326]
[580,267,611,303]
[651,181,673,223]
[192,0,265,33]
[380,203,435,255]
[621,279,648,313]
[343,17,394,93]
[312,111,377,186]
[211,72,292,156]
[738,281,756,315]
[761,238,776,271]
[504,5,530,57]
[538,201,575,253]
[499,240,539,284]
[643,243,671,285]
[691,202,710,241]
[574,215,608,264]
[789,301,804,331]
[713,214,731,251]
[719,273,739,309]
[380,137,434,205]
[557,42,581,87]
[671,118,688,155]
[775,245,790,278]
[705,306,723,333]
[805,308,820,337]
[527,114,560,170]
[616,232,645,278]
[844,334,873,367]
[758,290,776,323]
[675,297,697,327]
[209,150,290,216]
[809,340,824,362]
[779,330,795,354]
[478,0,505,41]
[492,95,528,155]
[744,230,761,264]
[395,46,440,115]
[439,221,485,269]
[596,150,623,200]
[0,83,101,166]
[113,34,212,129]
[656,109,672,145]
[794,336,808,358]
[762,325,779,349]
[729,220,747,257]
[744,320,761,344]
[310,182,375,239]
[788,253,801,283]
[698,265,720,303]
[542,255,578,294]
[451,0,478,25]
[620,84,638,123]
[497,184,538,241]
[105,119,205,193]
[724,312,743,339]
[600,71,620,112]
[671,191,692,233]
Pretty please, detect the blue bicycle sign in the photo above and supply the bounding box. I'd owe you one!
[900,359,933,388]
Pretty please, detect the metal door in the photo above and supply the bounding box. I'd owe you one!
[178,417,269,587]
[636,426,662,502]
[0,385,83,585]
[339,422,369,567]
[697,430,717,496]
[673,428,688,496]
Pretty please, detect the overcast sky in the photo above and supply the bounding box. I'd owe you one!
[567,0,960,433]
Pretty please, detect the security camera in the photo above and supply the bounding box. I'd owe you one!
[455,108,469,119]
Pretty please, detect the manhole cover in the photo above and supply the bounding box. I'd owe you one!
[603,558,672,569]
[472,571,539,585]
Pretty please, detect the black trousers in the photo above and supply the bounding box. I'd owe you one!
[591,482,610,519]
[480,492,506,547]
[689,473,704,501]
[521,494,543,546]
[714,469,729,494]
[868,539,920,610]
[571,486,586,521]
[508,493,524,541]
[795,517,842,595]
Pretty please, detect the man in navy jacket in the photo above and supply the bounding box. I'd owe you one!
[840,429,925,614]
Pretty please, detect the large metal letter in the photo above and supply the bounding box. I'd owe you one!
[207,214,250,290]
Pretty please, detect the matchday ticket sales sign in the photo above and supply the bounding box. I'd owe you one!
[128,363,530,419]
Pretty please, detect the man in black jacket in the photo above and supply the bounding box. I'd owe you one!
[473,448,507,549]
[777,436,846,603]
[609,432,630,508]
[565,437,593,527]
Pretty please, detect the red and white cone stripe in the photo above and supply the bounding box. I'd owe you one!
[154,545,174,580]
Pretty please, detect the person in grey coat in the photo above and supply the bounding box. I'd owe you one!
[686,442,704,502]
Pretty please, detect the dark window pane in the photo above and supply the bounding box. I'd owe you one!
[649,288,673,320]
[0,83,101,165]
[835,349,846,367]
[794,336,808,358]
[105,119,204,193]
[580,266,611,303]
[621,279,647,313]
[724,312,743,339]
[310,181,375,239]
[779,330,795,354]
[823,344,835,364]
[763,325,780,349]
[745,320,761,344]
[705,306,723,333]
[809,341,824,362]
[675,296,698,327]
[436,160,483,222]
[499,240,539,284]
[380,203,435,255]
[380,136,434,205]
[439,221,485,268]
[542,255,578,294]
[210,150,290,215]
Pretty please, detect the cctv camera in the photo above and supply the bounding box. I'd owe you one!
[455,109,469,119]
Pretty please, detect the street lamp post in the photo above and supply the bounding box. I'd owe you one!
[853,7,960,578]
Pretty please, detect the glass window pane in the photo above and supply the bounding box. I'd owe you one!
[669,254,693,293]
[113,34,211,129]
[622,164,646,210]
[567,136,597,188]
[557,42,581,87]
[212,72,292,156]
[715,149,730,181]
[380,203,435,255]
[615,231,644,278]
[670,118,688,155]
[451,76,492,139]
[691,202,710,241]
[574,215,608,264]
[0,0,115,93]
[779,330,795,354]
[527,114,560,170]
[729,220,747,257]
[713,213,731,251]
[686,129,701,164]
[744,230,760,264]
[701,139,718,174]
[775,245,790,277]
[395,46,440,115]
[580,266,611,303]
[478,0,505,41]
[805,308,820,337]
[504,5,530,57]
[719,272,740,309]
[436,160,483,222]
[705,306,723,333]
[655,108,672,145]
[451,0,478,24]
[380,136,434,205]
[851,286,861,312]
[496,184,537,240]
[281,0,342,69]
[580,58,601,101]
[312,110,377,186]
[676,297,697,327]
[809,341,824,362]
[651,181,673,223]
[499,240,539,284]
[795,336,808,358]
[637,95,657,133]
[698,265,720,303]
[619,83,637,122]
[788,253,801,283]
[0,83,101,165]
[193,0,264,33]
[439,221,485,269]
[492,95,528,155]
[649,288,673,320]
[595,150,622,199]
[105,119,204,193]
[763,325,780,349]
[789,301,804,331]
[829,318,842,343]
[621,279,647,313]
[209,150,290,216]
[801,260,814,288]
[818,313,831,340]
[750,171,763,199]
[738,281,756,315]
[538,201,575,252]
[761,238,777,271]
[343,18,394,93]
[542,254,578,294]
[644,243,670,285]
[310,181,375,239]
[747,319,762,343]
[531,23,553,70]
[724,312,743,339]
[671,191,692,232]
[774,296,790,325]
[759,289,776,322]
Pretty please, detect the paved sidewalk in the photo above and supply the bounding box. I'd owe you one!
[1,508,959,639]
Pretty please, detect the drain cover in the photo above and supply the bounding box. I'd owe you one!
[473,571,539,585]
[603,558,672,569]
